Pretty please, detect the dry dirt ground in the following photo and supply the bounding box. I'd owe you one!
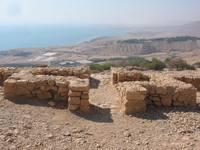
[0,72,200,150]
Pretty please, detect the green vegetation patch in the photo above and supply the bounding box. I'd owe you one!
[90,63,112,72]
[120,36,200,44]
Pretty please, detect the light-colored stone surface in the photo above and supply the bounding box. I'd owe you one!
[31,67,90,79]
[111,67,149,84]
[164,70,200,91]
[3,67,91,112]
[112,68,198,115]
[0,68,20,85]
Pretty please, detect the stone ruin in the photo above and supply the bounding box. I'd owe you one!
[1,66,200,116]
[0,68,20,85]
[164,71,200,91]
[0,67,91,112]
[112,68,199,115]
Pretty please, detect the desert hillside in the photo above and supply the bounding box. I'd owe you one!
[1,22,200,66]
[0,67,200,149]
[79,36,200,57]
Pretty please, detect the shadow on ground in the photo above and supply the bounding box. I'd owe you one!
[6,97,113,123]
[71,104,113,123]
[7,97,68,109]
[133,105,200,120]
[5,97,199,123]
[90,77,101,89]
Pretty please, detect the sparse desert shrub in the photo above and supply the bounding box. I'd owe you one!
[111,57,166,71]
[126,57,150,69]
[90,63,112,72]
[127,57,166,70]
[91,57,166,71]
[167,58,195,70]
[148,58,166,70]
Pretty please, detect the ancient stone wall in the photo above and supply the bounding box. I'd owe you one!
[0,68,20,85]
[112,68,197,115]
[69,79,90,112]
[0,67,90,85]
[146,74,197,107]
[3,68,91,112]
[164,71,200,91]
[111,67,149,84]
[31,67,90,79]
[116,82,147,114]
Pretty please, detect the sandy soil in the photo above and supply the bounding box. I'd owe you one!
[0,72,200,150]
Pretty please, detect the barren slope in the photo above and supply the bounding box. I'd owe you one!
[0,73,200,149]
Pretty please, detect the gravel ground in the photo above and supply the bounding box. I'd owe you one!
[0,72,200,150]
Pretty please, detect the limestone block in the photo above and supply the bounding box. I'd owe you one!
[126,86,147,100]
[37,91,52,100]
[156,86,167,95]
[112,72,118,84]
[4,79,17,97]
[80,99,90,106]
[69,79,89,92]
[56,81,68,88]
[81,93,89,99]
[160,95,172,107]
[118,73,125,82]
[124,101,146,114]
[48,79,55,86]
[69,97,81,105]
[69,91,81,97]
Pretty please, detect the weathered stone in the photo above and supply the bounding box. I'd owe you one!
[112,72,118,84]
[113,67,198,115]
[126,87,147,100]
[69,79,90,92]
[56,81,68,88]
[37,91,52,100]
[124,102,146,114]
[160,95,172,107]
[81,94,89,99]
[69,97,81,105]
[156,86,167,95]
[111,68,149,84]
[69,91,81,97]
[80,99,90,106]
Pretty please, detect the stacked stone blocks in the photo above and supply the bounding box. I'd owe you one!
[1,67,91,112]
[112,68,198,115]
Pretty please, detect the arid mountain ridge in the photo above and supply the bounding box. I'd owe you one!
[1,21,200,66]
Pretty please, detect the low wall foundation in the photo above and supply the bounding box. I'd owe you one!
[112,68,198,115]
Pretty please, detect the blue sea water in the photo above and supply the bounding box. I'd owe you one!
[0,24,127,51]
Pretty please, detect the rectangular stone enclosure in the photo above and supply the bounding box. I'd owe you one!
[2,67,91,112]
[112,68,198,115]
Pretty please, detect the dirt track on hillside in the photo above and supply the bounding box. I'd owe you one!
[0,72,200,150]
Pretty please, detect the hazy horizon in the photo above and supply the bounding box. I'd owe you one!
[0,0,200,51]
[0,0,200,26]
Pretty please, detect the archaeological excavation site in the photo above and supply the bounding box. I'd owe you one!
[0,67,91,113]
[0,66,200,149]
[0,67,199,115]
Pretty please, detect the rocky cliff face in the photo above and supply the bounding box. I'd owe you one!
[82,37,200,56]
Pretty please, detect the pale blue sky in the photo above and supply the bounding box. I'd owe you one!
[0,0,199,26]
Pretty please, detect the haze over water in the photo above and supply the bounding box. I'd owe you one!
[0,25,127,51]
